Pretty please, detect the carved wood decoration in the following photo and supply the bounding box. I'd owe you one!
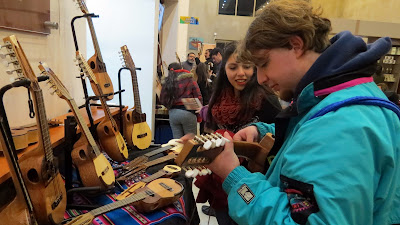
[0,0,50,35]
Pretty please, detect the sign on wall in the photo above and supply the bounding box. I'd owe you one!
[188,37,204,50]
[180,16,199,25]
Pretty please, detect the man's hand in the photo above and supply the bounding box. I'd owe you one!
[207,132,240,180]
[233,125,259,142]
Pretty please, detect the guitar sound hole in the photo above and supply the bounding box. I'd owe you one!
[90,61,96,69]
[126,113,131,121]
[104,126,110,134]
[79,149,87,160]
[27,168,40,183]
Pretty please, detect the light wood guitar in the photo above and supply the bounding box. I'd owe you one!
[116,165,181,200]
[175,133,275,175]
[76,51,128,162]
[3,35,66,224]
[75,0,114,100]
[65,178,184,225]
[120,45,152,150]
[39,63,115,189]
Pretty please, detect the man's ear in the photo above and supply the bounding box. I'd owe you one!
[289,36,305,58]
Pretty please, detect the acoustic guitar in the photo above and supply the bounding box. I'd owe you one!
[75,0,114,100]
[174,133,275,177]
[65,178,184,225]
[76,51,128,162]
[3,35,66,224]
[39,63,115,189]
[0,79,37,225]
[116,165,181,200]
[120,45,152,150]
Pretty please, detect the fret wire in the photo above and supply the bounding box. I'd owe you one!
[34,90,53,162]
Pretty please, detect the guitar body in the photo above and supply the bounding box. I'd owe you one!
[96,119,128,162]
[18,148,66,225]
[124,109,151,150]
[71,136,115,189]
[88,54,114,101]
[0,198,33,225]
[132,178,183,213]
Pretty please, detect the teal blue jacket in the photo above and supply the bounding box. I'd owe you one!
[222,81,400,224]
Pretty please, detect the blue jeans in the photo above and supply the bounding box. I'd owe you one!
[168,108,197,139]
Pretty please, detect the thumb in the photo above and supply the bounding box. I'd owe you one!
[224,131,233,149]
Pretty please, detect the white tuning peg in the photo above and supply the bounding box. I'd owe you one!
[0,53,12,59]
[185,168,194,178]
[203,139,212,150]
[6,68,18,75]
[192,168,200,178]
[207,168,212,175]
[2,61,10,67]
[0,43,11,49]
[200,167,209,176]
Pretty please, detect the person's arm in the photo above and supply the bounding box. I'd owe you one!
[216,106,394,224]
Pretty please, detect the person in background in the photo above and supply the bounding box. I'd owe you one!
[204,48,213,63]
[206,0,400,224]
[196,41,281,225]
[160,62,202,138]
[182,52,196,71]
[193,62,213,134]
[210,47,223,75]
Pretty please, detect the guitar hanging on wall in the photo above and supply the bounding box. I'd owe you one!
[75,0,114,100]
[39,63,115,190]
[2,35,66,225]
[120,45,152,150]
[76,51,129,162]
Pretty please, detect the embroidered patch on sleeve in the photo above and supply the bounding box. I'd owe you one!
[237,184,255,204]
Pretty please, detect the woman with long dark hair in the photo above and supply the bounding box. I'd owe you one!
[159,62,202,138]
[196,41,281,225]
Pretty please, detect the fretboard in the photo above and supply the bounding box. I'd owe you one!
[141,170,166,183]
[130,69,142,113]
[144,145,172,158]
[68,98,101,155]
[87,17,103,63]
[144,154,176,168]
[34,89,53,163]
[91,191,148,216]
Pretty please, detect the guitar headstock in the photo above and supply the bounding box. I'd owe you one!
[1,35,35,82]
[38,62,72,101]
[75,51,98,84]
[74,0,90,14]
[175,133,275,178]
[120,45,137,70]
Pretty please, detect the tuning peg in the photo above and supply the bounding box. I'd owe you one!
[0,43,11,49]
[0,52,13,59]
[6,68,19,75]
[184,167,194,178]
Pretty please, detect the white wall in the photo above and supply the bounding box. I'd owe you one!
[86,0,159,132]
[0,0,86,127]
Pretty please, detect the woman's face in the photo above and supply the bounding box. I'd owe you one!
[225,53,254,95]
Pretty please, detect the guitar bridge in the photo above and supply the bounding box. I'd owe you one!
[160,182,172,191]
[51,194,63,210]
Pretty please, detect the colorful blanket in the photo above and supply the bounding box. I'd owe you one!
[64,154,188,225]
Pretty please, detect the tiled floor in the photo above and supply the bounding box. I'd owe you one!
[192,179,219,225]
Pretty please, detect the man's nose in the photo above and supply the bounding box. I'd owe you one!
[257,68,268,84]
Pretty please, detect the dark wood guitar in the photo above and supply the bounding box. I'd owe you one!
[0,79,37,225]
[39,63,115,189]
[175,133,275,175]
[3,35,66,224]
[75,0,114,100]
[120,45,152,150]
[76,51,128,162]
[65,178,184,225]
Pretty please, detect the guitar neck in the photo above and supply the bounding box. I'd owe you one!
[144,154,176,168]
[130,69,142,113]
[141,170,166,183]
[67,98,102,156]
[90,191,148,217]
[144,145,172,158]
[97,88,118,129]
[33,89,54,163]
[86,17,104,63]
